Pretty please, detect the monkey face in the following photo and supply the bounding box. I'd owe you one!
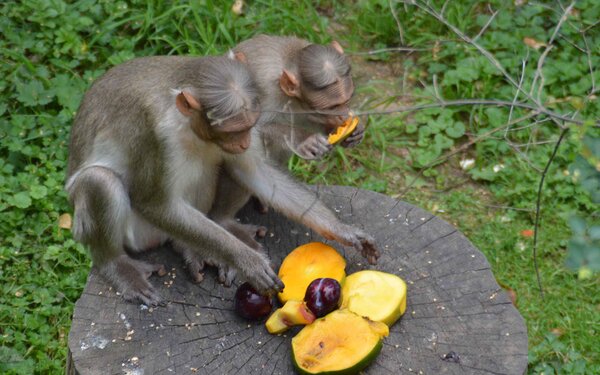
[210,108,259,154]
[301,76,355,133]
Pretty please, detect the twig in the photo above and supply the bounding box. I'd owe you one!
[505,54,529,139]
[530,1,574,103]
[389,0,406,46]
[530,45,554,104]
[582,34,596,94]
[349,47,428,56]
[532,128,569,299]
[265,98,592,126]
[472,8,498,42]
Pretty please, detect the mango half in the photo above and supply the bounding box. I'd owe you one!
[278,242,346,304]
[328,115,359,145]
[340,270,407,326]
[292,309,389,375]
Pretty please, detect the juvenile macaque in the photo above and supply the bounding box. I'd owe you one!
[66,54,378,305]
[236,34,363,164]
[207,35,367,259]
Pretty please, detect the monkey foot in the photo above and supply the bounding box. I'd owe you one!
[98,255,165,306]
[172,242,237,286]
[252,196,269,214]
[172,243,205,283]
[218,219,267,251]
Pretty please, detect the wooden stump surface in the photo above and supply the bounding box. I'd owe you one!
[67,186,527,375]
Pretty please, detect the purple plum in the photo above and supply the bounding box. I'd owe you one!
[234,282,273,320]
[304,278,341,317]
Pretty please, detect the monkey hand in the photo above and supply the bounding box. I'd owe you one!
[98,255,166,306]
[235,250,285,295]
[324,224,380,265]
[340,121,365,148]
[295,134,332,160]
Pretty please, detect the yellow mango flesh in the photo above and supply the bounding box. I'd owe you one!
[265,300,316,334]
[328,116,359,145]
[292,309,388,374]
[278,242,346,304]
[341,270,407,326]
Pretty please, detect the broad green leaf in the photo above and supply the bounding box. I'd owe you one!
[434,133,453,150]
[16,80,54,107]
[30,185,48,200]
[446,121,465,138]
[10,192,32,209]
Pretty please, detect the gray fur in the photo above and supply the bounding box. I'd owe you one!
[66,55,282,304]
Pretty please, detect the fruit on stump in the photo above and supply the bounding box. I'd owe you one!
[234,282,273,320]
[292,309,389,375]
[328,115,359,145]
[278,242,346,304]
[304,278,341,318]
[265,300,316,334]
[340,270,407,326]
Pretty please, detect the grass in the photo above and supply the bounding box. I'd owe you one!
[0,0,598,373]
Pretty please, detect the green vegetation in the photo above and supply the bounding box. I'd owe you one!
[0,0,598,373]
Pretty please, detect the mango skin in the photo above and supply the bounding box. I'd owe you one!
[291,309,388,375]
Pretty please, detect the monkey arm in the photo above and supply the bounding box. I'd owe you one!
[225,156,380,264]
[136,199,283,292]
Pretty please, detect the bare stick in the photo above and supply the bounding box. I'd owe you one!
[265,98,592,126]
[349,47,429,56]
[582,34,596,93]
[389,0,406,45]
[473,7,499,42]
[532,128,570,298]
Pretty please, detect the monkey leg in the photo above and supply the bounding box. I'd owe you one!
[67,166,165,306]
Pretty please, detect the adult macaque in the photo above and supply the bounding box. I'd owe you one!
[66,54,378,305]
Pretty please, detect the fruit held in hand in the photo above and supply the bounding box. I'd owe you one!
[328,115,359,145]
[265,300,316,334]
[278,242,346,304]
[234,282,273,320]
[340,270,407,326]
[304,278,341,318]
[292,309,389,375]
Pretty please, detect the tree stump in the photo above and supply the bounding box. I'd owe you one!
[67,186,527,375]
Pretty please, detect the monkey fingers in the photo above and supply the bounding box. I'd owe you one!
[217,264,237,287]
[296,134,332,160]
[218,219,267,252]
[237,252,284,294]
[340,122,365,148]
[172,242,206,283]
[102,255,165,306]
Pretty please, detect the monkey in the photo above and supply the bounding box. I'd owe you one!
[236,34,363,164]
[182,35,374,286]
[66,55,278,305]
[66,54,378,305]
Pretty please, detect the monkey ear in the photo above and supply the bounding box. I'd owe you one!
[234,51,247,63]
[227,50,247,63]
[279,69,300,98]
[331,40,344,54]
[176,91,202,117]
